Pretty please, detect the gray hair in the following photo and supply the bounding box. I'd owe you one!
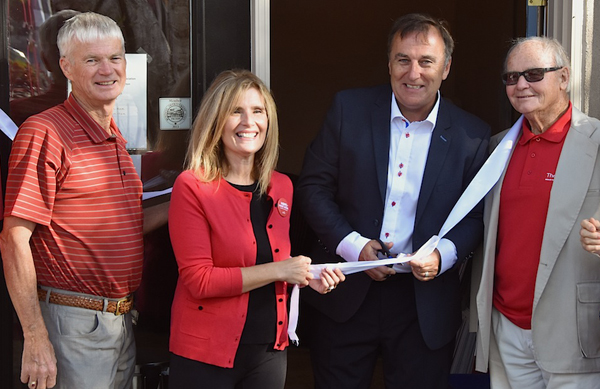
[57,12,125,58]
[504,36,571,91]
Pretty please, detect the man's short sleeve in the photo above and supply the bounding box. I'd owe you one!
[4,118,63,226]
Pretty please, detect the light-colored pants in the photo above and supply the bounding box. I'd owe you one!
[40,295,136,389]
[490,308,600,389]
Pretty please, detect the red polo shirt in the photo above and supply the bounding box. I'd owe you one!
[493,104,572,329]
[4,94,144,299]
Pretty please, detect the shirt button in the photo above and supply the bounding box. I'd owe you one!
[531,152,536,158]
[527,170,532,175]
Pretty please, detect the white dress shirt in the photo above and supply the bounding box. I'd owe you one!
[336,92,457,275]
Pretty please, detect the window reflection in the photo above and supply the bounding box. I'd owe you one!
[8,0,191,159]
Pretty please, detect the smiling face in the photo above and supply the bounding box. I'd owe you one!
[505,40,569,127]
[59,37,126,114]
[388,28,451,122]
[221,87,268,165]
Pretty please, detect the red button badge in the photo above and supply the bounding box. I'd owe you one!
[276,198,289,217]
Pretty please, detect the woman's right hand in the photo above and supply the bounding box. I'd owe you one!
[277,255,313,286]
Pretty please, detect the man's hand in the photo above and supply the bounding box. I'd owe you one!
[0,216,58,388]
[21,331,57,389]
[359,240,395,281]
[580,217,600,256]
[409,248,440,282]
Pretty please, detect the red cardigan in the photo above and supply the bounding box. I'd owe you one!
[168,170,293,368]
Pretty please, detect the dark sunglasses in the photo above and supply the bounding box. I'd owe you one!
[501,67,563,86]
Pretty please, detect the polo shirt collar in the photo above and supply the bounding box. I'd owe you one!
[64,93,127,144]
[520,102,572,145]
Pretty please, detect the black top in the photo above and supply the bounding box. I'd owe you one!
[228,181,276,344]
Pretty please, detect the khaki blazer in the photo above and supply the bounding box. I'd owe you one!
[473,107,600,373]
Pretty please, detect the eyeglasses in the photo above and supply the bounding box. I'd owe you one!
[501,67,563,86]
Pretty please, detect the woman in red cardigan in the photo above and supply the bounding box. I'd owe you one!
[168,69,344,388]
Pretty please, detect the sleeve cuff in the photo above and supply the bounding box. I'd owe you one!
[336,231,370,262]
[437,238,458,275]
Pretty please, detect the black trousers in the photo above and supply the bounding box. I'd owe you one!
[307,273,454,389]
[169,343,287,389]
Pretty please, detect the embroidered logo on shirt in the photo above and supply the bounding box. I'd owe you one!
[545,173,555,182]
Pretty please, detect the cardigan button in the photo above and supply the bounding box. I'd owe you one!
[198,306,203,310]
[268,224,273,229]
[276,343,281,347]
[274,249,279,253]
[278,321,283,325]
[278,298,283,303]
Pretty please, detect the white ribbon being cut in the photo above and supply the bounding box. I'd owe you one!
[288,115,524,345]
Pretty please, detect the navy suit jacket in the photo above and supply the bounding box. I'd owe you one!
[296,84,490,350]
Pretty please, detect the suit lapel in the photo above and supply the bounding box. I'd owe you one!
[415,98,451,226]
[372,89,392,205]
[534,108,600,303]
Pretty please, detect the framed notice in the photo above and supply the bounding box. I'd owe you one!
[159,97,192,130]
[114,53,148,150]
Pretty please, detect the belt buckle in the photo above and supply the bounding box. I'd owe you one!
[114,299,124,316]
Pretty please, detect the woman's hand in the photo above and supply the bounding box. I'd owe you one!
[277,255,313,286]
[308,267,346,294]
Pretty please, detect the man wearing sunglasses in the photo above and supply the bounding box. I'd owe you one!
[474,36,600,388]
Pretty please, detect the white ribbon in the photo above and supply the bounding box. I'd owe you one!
[288,116,524,344]
[0,108,18,140]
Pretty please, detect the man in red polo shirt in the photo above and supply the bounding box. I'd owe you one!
[474,36,600,388]
[0,12,166,389]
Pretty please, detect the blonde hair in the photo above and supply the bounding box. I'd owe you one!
[186,69,279,195]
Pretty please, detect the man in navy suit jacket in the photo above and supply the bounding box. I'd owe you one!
[297,13,490,388]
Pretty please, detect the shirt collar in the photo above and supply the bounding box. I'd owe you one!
[64,93,126,144]
[390,90,440,130]
[520,102,572,145]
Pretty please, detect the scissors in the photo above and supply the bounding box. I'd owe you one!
[375,238,393,258]
[374,238,396,270]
